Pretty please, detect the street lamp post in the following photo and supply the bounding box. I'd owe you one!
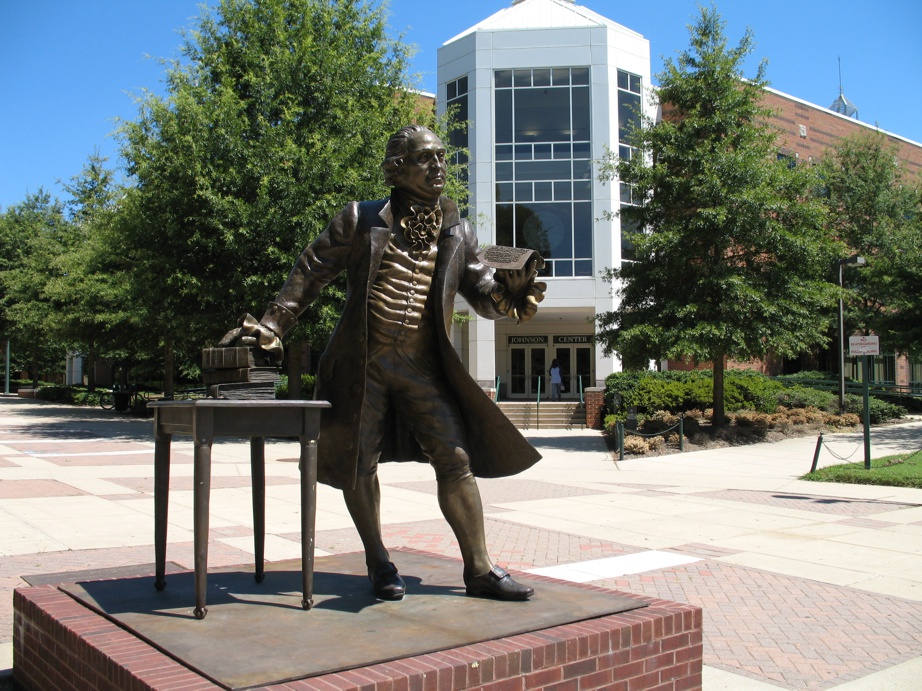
[838,254,866,412]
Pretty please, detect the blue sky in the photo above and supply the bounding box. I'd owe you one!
[2,0,920,210]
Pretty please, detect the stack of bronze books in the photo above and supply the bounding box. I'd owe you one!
[202,347,280,399]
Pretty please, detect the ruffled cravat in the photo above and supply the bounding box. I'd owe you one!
[400,204,442,251]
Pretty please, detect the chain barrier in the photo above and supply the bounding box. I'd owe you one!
[620,422,683,438]
[615,419,685,460]
[824,443,862,463]
[810,432,865,473]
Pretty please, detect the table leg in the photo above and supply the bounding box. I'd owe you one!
[251,436,266,583]
[153,416,172,591]
[300,438,318,610]
[192,408,214,620]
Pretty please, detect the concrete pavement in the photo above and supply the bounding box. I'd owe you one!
[1,396,921,689]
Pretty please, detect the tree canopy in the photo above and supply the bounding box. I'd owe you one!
[0,191,71,383]
[596,6,839,425]
[820,133,922,357]
[116,0,428,391]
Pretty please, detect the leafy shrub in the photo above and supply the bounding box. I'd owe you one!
[731,410,772,430]
[775,385,837,412]
[646,436,666,453]
[776,370,837,382]
[603,413,623,431]
[37,385,150,410]
[604,369,906,430]
[823,412,861,427]
[605,369,783,416]
[844,395,905,424]
[622,436,650,455]
[725,374,785,413]
[682,409,708,435]
[682,378,714,410]
[71,390,105,407]
[275,374,317,399]
[638,410,682,434]
[36,385,85,403]
[632,378,688,413]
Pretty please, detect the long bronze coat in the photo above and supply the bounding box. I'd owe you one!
[264,196,542,490]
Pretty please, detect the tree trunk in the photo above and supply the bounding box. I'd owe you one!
[712,354,726,428]
[286,339,303,399]
[163,338,175,400]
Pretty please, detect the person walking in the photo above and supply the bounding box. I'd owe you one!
[549,359,563,401]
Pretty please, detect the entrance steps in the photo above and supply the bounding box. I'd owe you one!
[496,401,585,430]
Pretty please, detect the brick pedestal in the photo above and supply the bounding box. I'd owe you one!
[14,582,701,690]
[585,386,605,430]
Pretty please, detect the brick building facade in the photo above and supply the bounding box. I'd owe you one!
[764,88,922,179]
[664,88,922,389]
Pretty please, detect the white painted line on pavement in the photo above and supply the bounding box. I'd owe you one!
[21,450,153,458]
[0,438,122,444]
[526,550,700,583]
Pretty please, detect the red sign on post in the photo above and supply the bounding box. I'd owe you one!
[848,335,880,356]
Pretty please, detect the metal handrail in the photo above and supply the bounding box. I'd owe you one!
[536,375,541,429]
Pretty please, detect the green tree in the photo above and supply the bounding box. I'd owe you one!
[52,153,139,389]
[596,6,839,426]
[877,225,922,357]
[820,133,922,356]
[0,191,71,386]
[117,0,425,395]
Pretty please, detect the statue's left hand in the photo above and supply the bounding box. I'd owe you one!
[491,256,547,324]
[217,313,284,365]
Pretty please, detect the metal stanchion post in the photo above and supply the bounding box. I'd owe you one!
[862,355,872,470]
[810,433,824,473]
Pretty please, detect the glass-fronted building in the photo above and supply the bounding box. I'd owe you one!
[437,0,654,399]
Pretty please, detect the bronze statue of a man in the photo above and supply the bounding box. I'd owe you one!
[227,125,546,601]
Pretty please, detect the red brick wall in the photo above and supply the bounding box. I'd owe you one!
[585,387,605,429]
[14,582,703,691]
[896,354,910,387]
[762,89,922,177]
[13,586,220,691]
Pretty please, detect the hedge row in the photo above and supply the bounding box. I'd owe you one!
[604,369,906,425]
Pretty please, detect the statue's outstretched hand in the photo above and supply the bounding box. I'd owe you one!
[217,313,284,365]
[490,256,547,324]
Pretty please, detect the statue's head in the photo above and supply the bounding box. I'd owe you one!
[382,125,447,204]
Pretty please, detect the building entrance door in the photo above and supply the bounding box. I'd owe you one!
[552,345,592,399]
[510,347,546,399]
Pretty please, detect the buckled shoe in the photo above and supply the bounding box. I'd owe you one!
[464,565,534,601]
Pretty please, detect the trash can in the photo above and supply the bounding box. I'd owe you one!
[113,391,131,412]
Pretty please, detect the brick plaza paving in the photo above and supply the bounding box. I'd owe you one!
[2,397,922,689]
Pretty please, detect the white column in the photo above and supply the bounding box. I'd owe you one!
[467,315,497,387]
[595,348,617,387]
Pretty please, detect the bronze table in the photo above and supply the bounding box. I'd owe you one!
[149,399,330,619]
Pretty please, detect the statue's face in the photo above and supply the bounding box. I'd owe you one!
[394,130,447,203]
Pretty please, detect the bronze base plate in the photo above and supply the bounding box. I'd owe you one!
[59,551,645,690]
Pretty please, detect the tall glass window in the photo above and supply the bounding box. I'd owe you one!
[848,354,896,385]
[617,69,642,264]
[911,360,922,393]
[494,67,591,277]
[617,69,642,144]
[446,76,469,209]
